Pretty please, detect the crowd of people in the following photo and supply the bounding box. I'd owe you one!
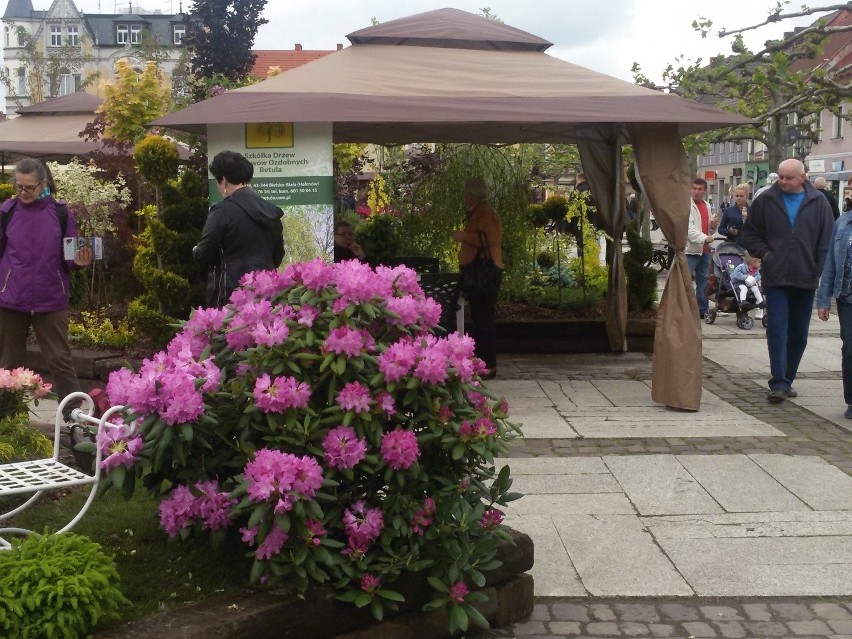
[685,158,852,416]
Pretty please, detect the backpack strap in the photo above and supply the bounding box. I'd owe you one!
[0,200,18,260]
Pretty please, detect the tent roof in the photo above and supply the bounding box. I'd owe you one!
[0,92,189,162]
[152,8,752,143]
[16,91,103,116]
[0,114,107,161]
[345,7,552,52]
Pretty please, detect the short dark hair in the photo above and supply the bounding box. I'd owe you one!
[209,151,254,185]
[692,178,708,189]
[334,220,354,235]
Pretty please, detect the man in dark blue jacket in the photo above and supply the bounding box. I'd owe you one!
[742,158,834,403]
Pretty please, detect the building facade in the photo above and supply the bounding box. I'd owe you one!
[2,0,187,113]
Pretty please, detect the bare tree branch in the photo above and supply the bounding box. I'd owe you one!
[716,2,852,38]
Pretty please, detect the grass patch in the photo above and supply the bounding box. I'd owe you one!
[8,485,252,625]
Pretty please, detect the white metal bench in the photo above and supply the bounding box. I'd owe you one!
[0,391,123,550]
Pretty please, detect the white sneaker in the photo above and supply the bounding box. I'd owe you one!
[755,310,764,319]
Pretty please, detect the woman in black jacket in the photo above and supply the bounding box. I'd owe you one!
[193,151,285,308]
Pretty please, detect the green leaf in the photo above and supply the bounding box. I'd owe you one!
[108,465,126,488]
[464,603,490,629]
[427,576,448,592]
[449,604,468,633]
[377,589,405,602]
[179,423,193,443]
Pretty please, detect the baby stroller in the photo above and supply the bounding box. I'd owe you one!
[704,241,767,330]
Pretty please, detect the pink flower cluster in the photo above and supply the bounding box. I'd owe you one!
[0,366,52,420]
[336,381,371,413]
[377,333,482,384]
[458,417,497,441]
[360,573,381,593]
[380,428,420,470]
[478,507,504,530]
[410,497,436,536]
[0,367,51,396]
[106,329,220,426]
[96,423,143,471]
[244,449,324,513]
[158,480,236,538]
[253,374,311,413]
[448,581,469,604]
[342,500,383,557]
[241,521,289,560]
[322,426,367,470]
[322,326,376,357]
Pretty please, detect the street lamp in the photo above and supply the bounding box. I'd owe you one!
[786,126,815,161]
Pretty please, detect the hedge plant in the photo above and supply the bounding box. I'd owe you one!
[0,532,129,638]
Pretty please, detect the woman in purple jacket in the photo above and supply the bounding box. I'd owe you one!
[0,158,91,403]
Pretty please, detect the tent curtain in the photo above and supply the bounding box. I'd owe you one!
[576,124,627,352]
[629,123,702,411]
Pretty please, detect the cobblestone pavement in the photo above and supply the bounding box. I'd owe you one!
[475,308,852,638]
[485,598,852,638]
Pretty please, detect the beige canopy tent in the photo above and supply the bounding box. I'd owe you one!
[153,8,753,411]
[0,92,107,162]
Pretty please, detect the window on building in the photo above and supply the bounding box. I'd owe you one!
[59,68,73,96]
[130,24,142,44]
[117,23,129,44]
[834,106,844,139]
[4,27,9,48]
[173,24,185,45]
[17,67,25,95]
[50,25,62,47]
[16,29,25,47]
[67,25,79,46]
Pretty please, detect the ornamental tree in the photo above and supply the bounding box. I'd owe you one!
[104,260,521,632]
[633,4,852,167]
[185,0,268,95]
[98,60,171,146]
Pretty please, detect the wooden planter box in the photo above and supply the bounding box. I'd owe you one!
[97,529,534,639]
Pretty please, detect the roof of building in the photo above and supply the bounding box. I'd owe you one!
[250,47,339,79]
[82,12,185,48]
[3,0,36,19]
[788,10,852,79]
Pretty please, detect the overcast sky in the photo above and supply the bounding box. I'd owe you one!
[30,1,837,83]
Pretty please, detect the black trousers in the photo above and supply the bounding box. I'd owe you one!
[466,290,499,370]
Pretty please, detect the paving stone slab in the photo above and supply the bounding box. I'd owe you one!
[510,473,623,495]
[502,514,585,597]
[539,380,613,409]
[656,537,852,596]
[496,457,611,475]
[604,454,723,515]
[572,416,784,439]
[517,408,579,438]
[504,492,636,516]
[551,514,693,596]
[748,454,852,510]
[645,511,852,540]
[676,455,810,512]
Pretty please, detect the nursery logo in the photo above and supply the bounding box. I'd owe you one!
[245,122,294,148]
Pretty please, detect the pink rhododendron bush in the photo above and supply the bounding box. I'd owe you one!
[105,259,522,633]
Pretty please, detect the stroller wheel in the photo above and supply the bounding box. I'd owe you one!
[704,310,717,325]
[762,315,768,328]
[737,314,755,330]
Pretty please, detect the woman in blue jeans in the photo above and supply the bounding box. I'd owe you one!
[817,209,852,418]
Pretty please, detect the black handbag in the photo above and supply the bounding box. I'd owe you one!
[461,232,502,297]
